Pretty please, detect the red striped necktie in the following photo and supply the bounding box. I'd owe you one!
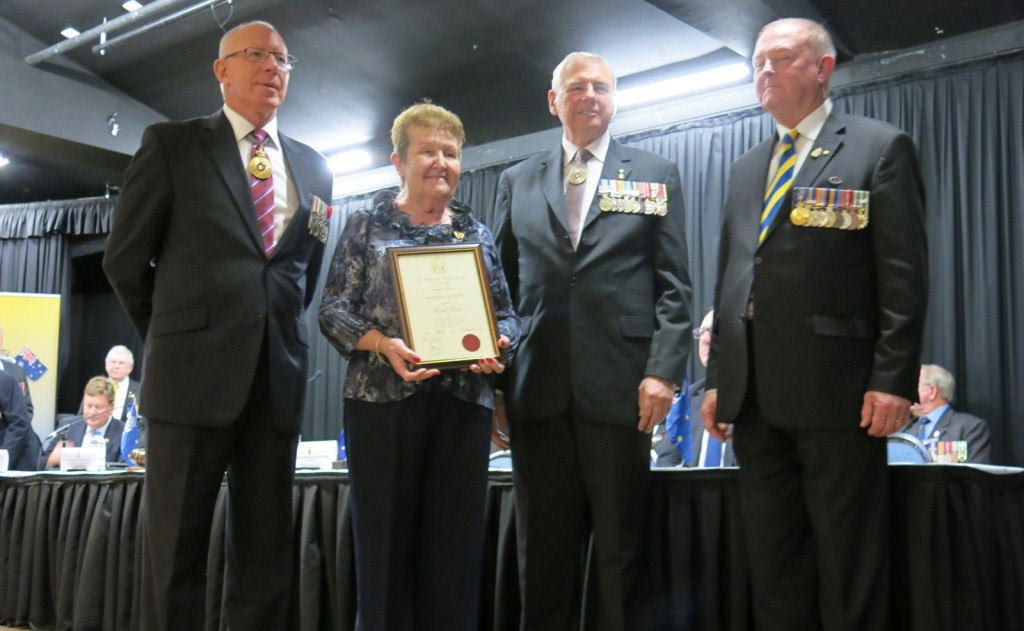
[250,129,275,256]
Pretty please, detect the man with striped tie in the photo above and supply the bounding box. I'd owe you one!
[104,20,332,631]
[702,18,928,631]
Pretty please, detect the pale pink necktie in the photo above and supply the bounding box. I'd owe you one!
[565,148,592,250]
[250,129,275,256]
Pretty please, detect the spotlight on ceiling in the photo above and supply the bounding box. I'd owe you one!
[616,62,752,110]
[122,0,145,11]
[60,27,81,39]
[328,149,373,174]
[107,113,120,137]
[0,153,10,168]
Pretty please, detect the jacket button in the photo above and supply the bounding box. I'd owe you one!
[754,256,762,265]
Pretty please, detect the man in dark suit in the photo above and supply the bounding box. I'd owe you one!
[0,370,40,470]
[103,20,332,631]
[45,376,124,467]
[0,324,33,420]
[702,18,928,630]
[77,345,140,422]
[653,309,735,467]
[494,52,692,630]
[904,364,992,463]
[687,310,735,467]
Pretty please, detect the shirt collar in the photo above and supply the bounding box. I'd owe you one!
[775,98,833,143]
[89,418,112,436]
[924,403,950,425]
[222,105,281,148]
[561,132,610,166]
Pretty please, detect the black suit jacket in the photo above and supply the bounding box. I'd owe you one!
[903,407,992,464]
[495,139,692,425]
[104,112,332,432]
[708,112,928,429]
[0,359,33,420]
[0,370,39,470]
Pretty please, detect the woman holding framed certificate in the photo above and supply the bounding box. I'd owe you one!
[318,103,519,631]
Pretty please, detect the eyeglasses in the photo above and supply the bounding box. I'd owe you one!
[692,326,712,339]
[222,47,296,70]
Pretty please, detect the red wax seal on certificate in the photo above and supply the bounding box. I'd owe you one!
[462,334,481,352]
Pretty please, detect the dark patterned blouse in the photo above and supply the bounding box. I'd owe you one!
[318,190,519,409]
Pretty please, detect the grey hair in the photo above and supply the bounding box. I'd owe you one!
[551,52,617,93]
[757,18,836,59]
[920,364,956,402]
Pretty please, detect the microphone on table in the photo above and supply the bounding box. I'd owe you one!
[37,405,125,471]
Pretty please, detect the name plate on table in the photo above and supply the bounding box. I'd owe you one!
[60,446,106,472]
[388,243,501,369]
[295,440,339,470]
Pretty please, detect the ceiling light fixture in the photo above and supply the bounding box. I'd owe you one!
[329,149,373,174]
[616,62,752,110]
[0,153,10,168]
[60,27,81,39]
[107,113,120,136]
[122,1,145,11]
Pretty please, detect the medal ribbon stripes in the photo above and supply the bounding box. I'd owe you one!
[790,186,870,230]
[596,179,668,216]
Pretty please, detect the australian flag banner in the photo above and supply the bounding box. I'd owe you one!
[15,346,47,380]
[120,394,141,465]
[664,378,692,465]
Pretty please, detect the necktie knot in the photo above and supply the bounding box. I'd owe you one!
[251,128,269,146]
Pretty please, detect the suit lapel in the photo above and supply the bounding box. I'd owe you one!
[540,146,570,234]
[203,113,265,252]
[582,140,631,233]
[276,133,314,255]
[743,138,775,251]
[795,112,846,188]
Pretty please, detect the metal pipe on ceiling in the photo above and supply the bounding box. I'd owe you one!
[90,0,230,55]
[24,0,197,65]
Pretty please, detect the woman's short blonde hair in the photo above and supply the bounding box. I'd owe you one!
[391,102,465,161]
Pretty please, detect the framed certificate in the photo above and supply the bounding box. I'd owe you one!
[387,243,501,369]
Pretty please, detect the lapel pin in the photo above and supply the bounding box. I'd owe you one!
[822,149,830,156]
[618,169,625,179]
[810,147,822,158]
[828,176,843,185]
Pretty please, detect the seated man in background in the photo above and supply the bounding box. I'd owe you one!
[79,345,140,423]
[0,370,41,470]
[653,310,736,467]
[46,376,124,468]
[0,323,34,420]
[903,364,992,463]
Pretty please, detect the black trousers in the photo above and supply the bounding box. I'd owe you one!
[509,409,652,631]
[139,343,299,631]
[344,391,492,631]
[733,375,889,631]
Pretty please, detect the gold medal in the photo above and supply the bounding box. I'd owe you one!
[568,166,587,185]
[599,196,613,211]
[823,209,837,228]
[791,206,811,226]
[249,145,272,180]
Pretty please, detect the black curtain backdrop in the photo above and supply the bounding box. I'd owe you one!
[2,51,1022,464]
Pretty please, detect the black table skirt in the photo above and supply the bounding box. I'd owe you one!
[1,466,1022,631]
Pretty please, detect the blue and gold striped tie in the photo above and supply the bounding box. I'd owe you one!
[760,129,798,243]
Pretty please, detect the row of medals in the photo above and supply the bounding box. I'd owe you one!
[790,204,869,230]
[570,164,668,217]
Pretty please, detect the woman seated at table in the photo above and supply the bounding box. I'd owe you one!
[318,102,519,631]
